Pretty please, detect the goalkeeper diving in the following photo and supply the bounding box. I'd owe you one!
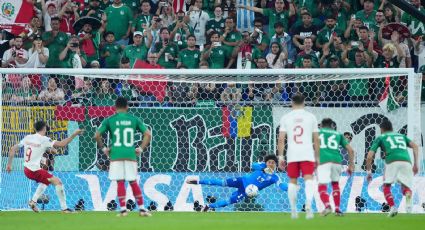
[186,154,288,211]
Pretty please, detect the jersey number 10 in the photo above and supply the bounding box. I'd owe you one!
[113,128,134,147]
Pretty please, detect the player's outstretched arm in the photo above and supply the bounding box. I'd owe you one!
[365,150,375,182]
[53,129,84,148]
[345,144,355,176]
[277,131,286,170]
[408,141,419,175]
[6,144,20,172]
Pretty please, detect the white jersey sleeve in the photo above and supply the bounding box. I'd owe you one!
[279,109,318,163]
[22,134,55,171]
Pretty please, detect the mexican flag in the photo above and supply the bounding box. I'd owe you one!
[379,77,400,113]
[0,0,35,35]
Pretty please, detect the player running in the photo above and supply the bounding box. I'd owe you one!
[277,93,320,219]
[95,97,152,217]
[317,118,355,216]
[186,154,288,211]
[366,119,419,217]
[6,120,83,213]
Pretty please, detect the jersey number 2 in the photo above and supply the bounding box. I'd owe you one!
[293,126,304,144]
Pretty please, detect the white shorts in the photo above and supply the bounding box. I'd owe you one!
[384,161,413,189]
[109,160,138,181]
[317,163,342,184]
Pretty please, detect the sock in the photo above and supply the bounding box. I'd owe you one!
[331,182,341,211]
[288,183,297,212]
[32,184,48,203]
[129,181,145,209]
[383,184,395,207]
[304,180,314,210]
[318,184,330,208]
[117,180,126,211]
[402,186,412,196]
[55,184,67,210]
[209,200,230,209]
[199,179,225,186]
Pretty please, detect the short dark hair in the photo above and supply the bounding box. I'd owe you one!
[291,93,305,105]
[321,118,335,129]
[115,97,128,109]
[253,18,263,25]
[264,154,278,164]
[34,120,47,132]
[380,119,393,132]
[344,132,353,140]
[120,57,130,64]
[187,34,196,40]
[51,17,60,22]
[359,26,369,31]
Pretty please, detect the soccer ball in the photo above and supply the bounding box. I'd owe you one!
[245,184,259,198]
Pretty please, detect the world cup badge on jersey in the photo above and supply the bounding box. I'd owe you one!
[120,10,124,15]
[219,50,223,55]
[194,54,198,58]
[221,23,224,27]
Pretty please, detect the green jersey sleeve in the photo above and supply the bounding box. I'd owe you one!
[369,136,382,152]
[137,118,148,133]
[340,134,349,148]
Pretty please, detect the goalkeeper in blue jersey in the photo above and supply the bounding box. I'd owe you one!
[186,154,288,211]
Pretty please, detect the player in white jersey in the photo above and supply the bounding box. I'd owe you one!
[6,120,83,213]
[277,93,320,219]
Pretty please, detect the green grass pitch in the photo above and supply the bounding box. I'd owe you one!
[1,212,424,230]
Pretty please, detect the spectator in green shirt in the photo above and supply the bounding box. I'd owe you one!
[206,6,226,37]
[251,18,270,55]
[94,79,118,106]
[122,30,152,67]
[341,46,372,101]
[154,27,179,68]
[81,0,104,20]
[401,0,425,37]
[132,0,153,33]
[42,17,69,68]
[169,10,193,50]
[177,35,201,69]
[101,31,123,68]
[221,17,242,66]
[202,31,230,69]
[238,0,296,35]
[105,0,133,46]
[316,14,344,50]
[355,0,377,29]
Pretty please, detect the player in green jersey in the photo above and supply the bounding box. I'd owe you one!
[95,97,152,217]
[366,119,419,217]
[317,118,354,216]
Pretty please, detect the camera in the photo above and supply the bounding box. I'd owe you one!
[70,42,79,48]
[159,2,168,7]
[213,42,221,47]
[155,18,162,22]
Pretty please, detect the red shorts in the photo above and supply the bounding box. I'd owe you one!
[287,161,315,178]
[24,167,53,185]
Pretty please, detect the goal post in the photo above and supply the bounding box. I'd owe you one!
[0,67,422,213]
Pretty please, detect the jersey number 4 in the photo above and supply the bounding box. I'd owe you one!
[113,128,134,147]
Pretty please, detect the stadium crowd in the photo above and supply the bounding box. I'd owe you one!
[1,0,424,105]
